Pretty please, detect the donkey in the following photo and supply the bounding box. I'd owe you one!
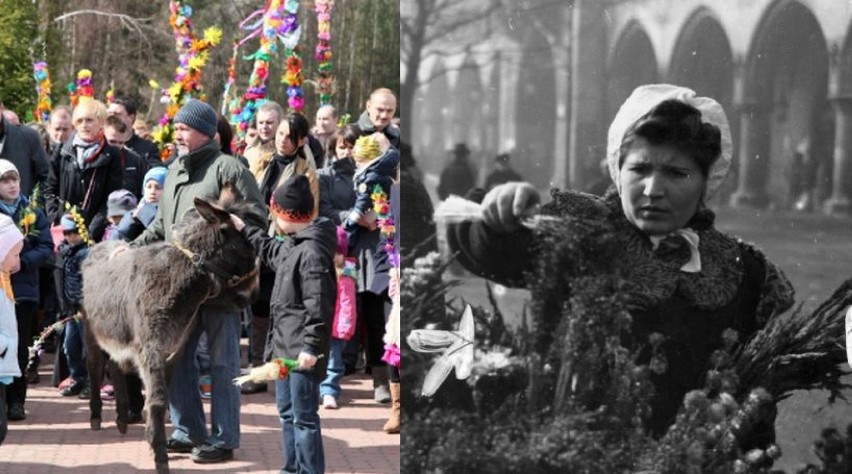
[80,192,259,474]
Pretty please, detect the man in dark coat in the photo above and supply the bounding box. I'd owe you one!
[484,152,523,191]
[0,100,49,197]
[108,96,162,168]
[130,99,266,464]
[104,116,150,201]
[355,88,400,149]
[437,143,477,200]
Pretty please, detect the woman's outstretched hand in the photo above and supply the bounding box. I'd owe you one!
[481,182,541,233]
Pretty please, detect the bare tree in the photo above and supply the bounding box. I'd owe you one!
[401,0,500,142]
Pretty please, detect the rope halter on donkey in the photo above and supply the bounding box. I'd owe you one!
[171,238,259,289]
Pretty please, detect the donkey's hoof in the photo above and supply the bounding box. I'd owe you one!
[90,418,102,430]
[116,420,128,434]
[155,460,170,474]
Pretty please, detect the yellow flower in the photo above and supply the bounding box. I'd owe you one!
[189,54,208,71]
[168,82,183,100]
[203,27,223,46]
[149,79,160,89]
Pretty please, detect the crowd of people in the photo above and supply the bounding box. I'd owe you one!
[0,86,403,472]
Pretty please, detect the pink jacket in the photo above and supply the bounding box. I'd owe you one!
[332,258,357,340]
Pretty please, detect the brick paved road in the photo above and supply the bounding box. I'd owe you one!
[0,352,399,473]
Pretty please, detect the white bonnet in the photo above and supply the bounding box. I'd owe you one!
[0,214,23,263]
[606,84,733,199]
[0,159,19,179]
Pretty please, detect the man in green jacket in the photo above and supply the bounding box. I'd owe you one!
[132,99,266,463]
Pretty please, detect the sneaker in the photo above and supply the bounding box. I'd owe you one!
[100,384,115,401]
[7,403,25,421]
[166,438,195,453]
[60,380,86,397]
[57,376,74,391]
[374,384,391,404]
[190,444,234,463]
[322,395,338,409]
[240,380,267,395]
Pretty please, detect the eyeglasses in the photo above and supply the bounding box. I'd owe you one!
[62,230,76,236]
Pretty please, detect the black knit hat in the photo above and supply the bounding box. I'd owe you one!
[270,175,314,223]
[174,99,217,138]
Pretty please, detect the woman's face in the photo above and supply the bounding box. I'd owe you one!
[335,137,353,160]
[619,138,707,236]
[275,121,305,157]
[73,110,103,142]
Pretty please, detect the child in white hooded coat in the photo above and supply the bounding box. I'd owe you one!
[0,213,25,444]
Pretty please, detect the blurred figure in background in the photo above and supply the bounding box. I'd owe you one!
[484,152,523,191]
[437,143,476,200]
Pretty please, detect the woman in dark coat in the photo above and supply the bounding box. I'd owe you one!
[44,100,123,243]
[448,84,795,438]
[317,125,360,225]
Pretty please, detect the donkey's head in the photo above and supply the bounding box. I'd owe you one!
[173,185,259,309]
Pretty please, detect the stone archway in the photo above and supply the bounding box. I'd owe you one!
[669,8,736,203]
[733,0,829,210]
[416,60,452,177]
[451,56,484,150]
[822,19,852,215]
[606,21,658,125]
[514,29,557,190]
[452,56,486,184]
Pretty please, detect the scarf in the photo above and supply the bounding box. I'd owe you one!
[649,228,701,273]
[260,153,297,203]
[0,198,20,218]
[72,134,103,168]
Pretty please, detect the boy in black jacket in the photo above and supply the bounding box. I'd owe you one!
[232,175,336,474]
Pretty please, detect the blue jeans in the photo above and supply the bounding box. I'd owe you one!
[168,307,241,449]
[196,331,211,376]
[275,372,323,474]
[319,338,345,398]
[64,319,87,383]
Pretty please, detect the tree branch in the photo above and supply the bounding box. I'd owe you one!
[52,9,171,48]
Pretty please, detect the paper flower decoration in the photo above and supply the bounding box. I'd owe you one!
[150,1,222,158]
[32,62,52,123]
[314,0,334,105]
[371,183,399,268]
[232,357,299,385]
[231,0,304,150]
[70,69,95,108]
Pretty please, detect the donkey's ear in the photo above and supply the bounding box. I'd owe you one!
[218,182,242,209]
[194,197,231,224]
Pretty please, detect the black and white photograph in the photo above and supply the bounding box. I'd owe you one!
[402,1,852,472]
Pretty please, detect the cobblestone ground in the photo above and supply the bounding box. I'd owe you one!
[0,349,400,473]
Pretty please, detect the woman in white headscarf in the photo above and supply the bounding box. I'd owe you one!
[447,84,795,437]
